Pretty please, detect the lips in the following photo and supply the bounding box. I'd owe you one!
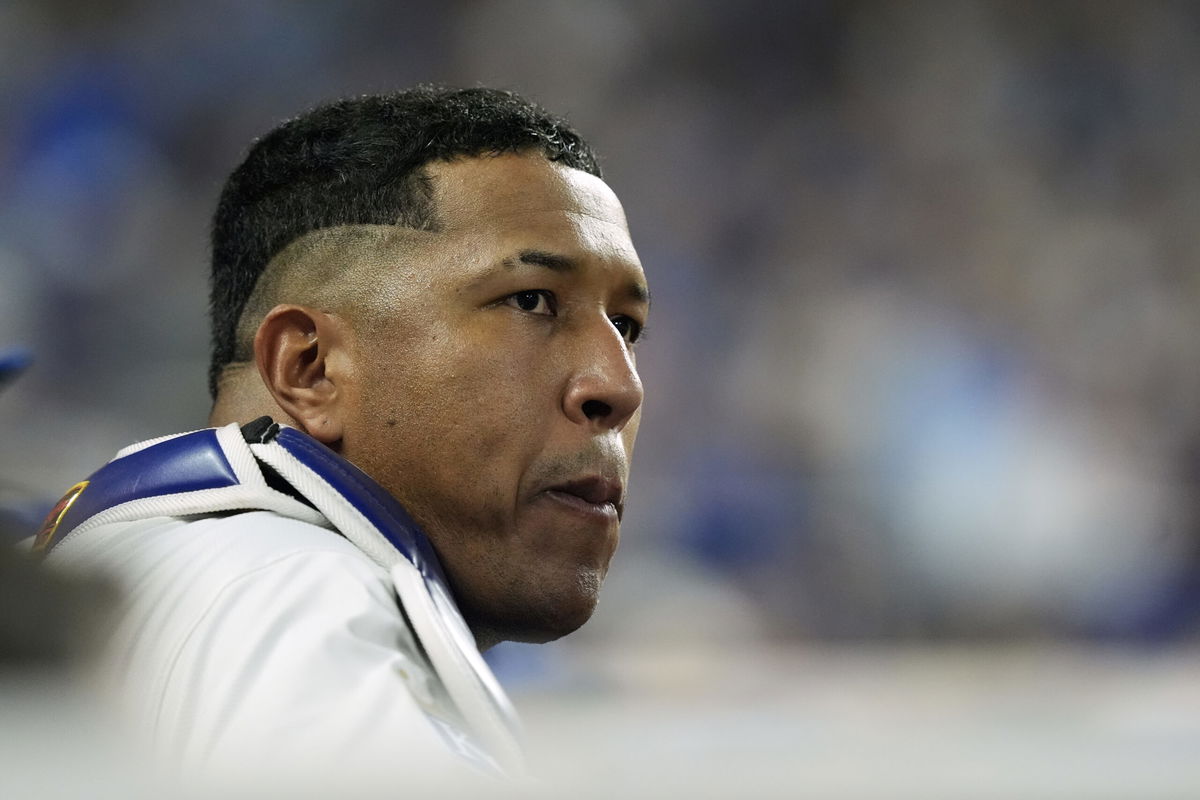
[540,476,624,520]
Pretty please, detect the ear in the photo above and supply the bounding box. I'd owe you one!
[253,304,353,445]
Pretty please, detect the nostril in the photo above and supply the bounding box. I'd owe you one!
[581,399,611,420]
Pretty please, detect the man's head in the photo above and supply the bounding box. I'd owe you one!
[208,88,649,648]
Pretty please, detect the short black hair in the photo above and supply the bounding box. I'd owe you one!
[208,86,602,398]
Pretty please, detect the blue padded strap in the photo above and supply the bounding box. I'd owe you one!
[273,427,452,589]
[36,429,238,554]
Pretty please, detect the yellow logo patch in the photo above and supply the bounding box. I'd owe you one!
[32,480,89,553]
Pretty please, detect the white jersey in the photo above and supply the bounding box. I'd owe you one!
[37,420,522,783]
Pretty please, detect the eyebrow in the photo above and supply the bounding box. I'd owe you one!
[503,249,577,272]
[503,249,652,306]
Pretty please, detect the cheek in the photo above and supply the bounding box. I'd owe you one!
[353,329,555,502]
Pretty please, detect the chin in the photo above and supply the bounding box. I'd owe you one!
[463,567,604,647]
[510,601,595,645]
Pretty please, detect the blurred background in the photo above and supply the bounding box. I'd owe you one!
[2,0,1199,795]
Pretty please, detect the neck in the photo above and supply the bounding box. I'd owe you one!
[209,366,294,429]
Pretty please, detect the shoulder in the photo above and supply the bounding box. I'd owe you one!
[53,512,446,761]
[51,511,399,675]
[51,511,400,656]
[52,510,384,592]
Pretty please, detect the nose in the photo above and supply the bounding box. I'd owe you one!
[561,320,644,432]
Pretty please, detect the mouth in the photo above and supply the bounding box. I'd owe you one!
[539,476,624,522]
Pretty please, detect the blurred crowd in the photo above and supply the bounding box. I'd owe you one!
[3,0,1199,650]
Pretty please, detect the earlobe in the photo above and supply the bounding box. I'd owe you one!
[254,305,348,444]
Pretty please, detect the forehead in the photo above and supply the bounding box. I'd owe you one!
[425,154,638,261]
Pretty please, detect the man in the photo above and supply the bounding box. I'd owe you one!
[35,87,649,781]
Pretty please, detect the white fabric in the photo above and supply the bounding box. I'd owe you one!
[48,509,491,781]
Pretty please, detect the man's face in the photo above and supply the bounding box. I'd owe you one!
[339,153,648,646]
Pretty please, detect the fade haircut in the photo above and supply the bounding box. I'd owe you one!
[208,86,602,398]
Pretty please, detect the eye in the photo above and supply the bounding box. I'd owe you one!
[504,290,556,315]
[610,315,644,344]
